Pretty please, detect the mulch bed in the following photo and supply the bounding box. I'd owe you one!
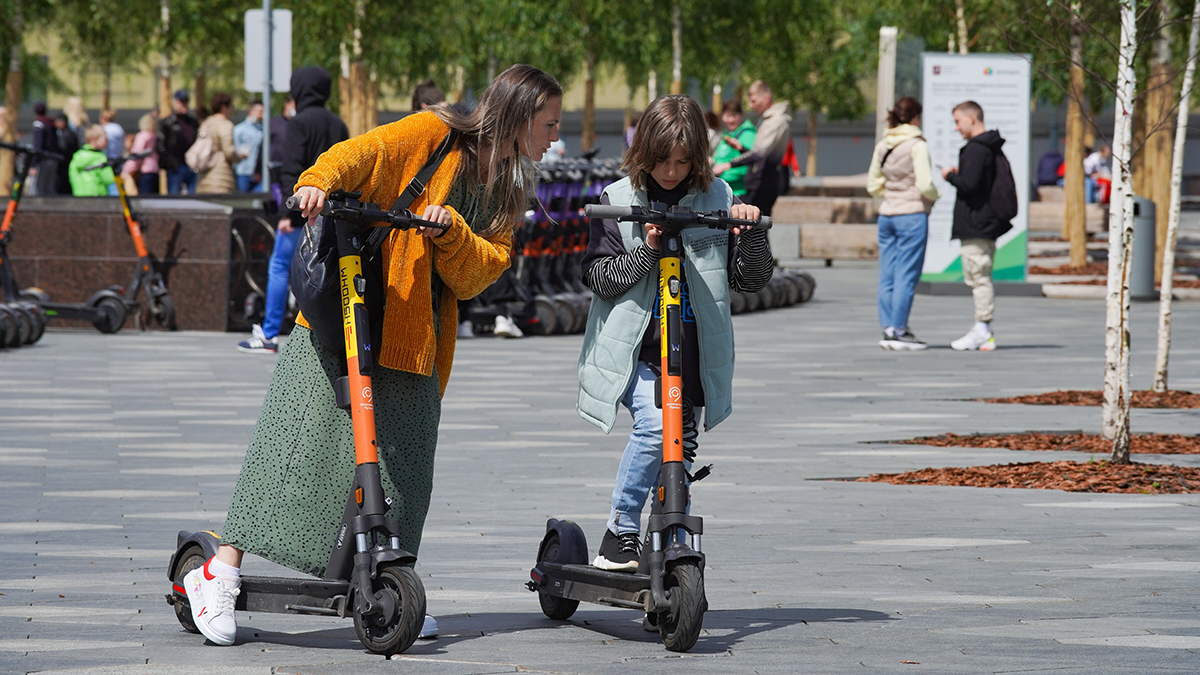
[892,431,1200,454]
[982,389,1200,408]
[1028,262,1108,275]
[1055,278,1199,287]
[856,460,1200,493]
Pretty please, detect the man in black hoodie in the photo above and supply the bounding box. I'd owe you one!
[941,100,1008,352]
[238,66,349,354]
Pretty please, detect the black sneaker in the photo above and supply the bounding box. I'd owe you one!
[592,529,641,572]
[881,329,927,351]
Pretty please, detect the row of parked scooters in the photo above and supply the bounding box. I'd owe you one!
[462,157,816,337]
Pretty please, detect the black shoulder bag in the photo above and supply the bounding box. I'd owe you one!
[289,130,459,349]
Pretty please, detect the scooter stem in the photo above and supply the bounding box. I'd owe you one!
[114,179,150,259]
[337,228,380,467]
[658,234,685,466]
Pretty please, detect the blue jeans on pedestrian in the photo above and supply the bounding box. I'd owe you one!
[877,212,929,332]
[261,225,301,339]
[236,174,260,193]
[607,361,692,536]
[167,166,196,194]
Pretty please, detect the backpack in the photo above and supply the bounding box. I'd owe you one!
[989,149,1019,223]
[184,128,219,173]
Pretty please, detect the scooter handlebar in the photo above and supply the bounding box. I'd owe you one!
[0,141,64,162]
[285,195,448,232]
[82,150,153,172]
[584,204,772,231]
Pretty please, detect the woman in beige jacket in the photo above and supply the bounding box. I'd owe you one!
[196,93,242,194]
[867,97,940,351]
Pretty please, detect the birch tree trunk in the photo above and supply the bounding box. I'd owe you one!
[1063,0,1088,266]
[1103,0,1138,465]
[1153,0,1200,393]
[158,0,171,194]
[670,2,682,95]
[955,0,969,54]
[806,109,818,178]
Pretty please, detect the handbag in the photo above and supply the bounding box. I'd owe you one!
[289,130,459,350]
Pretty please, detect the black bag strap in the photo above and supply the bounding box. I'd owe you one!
[365,129,460,251]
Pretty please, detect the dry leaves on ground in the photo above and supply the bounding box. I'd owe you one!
[982,389,1200,408]
[893,431,1200,454]
[856,460,1200,493]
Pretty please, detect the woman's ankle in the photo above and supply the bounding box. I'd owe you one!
[215,544,244,568]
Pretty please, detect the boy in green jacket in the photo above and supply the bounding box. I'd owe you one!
[69,125,115,196]
[712,100,756,198]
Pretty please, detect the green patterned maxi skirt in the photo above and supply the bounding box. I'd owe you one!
[221,326,441,577]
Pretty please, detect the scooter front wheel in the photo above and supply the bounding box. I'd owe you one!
[149,293,177,330]
[93,297,127,334]
[354,563,426,656]
[658,561,706,652]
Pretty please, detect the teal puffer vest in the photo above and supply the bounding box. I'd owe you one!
[577,176,736,433]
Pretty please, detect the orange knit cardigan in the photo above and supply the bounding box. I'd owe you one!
[294,112,513,396]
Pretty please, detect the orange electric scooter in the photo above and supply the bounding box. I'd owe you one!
[527,202,770,653]
[0,141,58,345]
[166,191,441,655]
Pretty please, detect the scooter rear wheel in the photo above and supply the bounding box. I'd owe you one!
[658,561,705,652]
[9,306,33,345]
[20,303,46,344]
[536,533,580,620]
[93,297,127,334]
[0,306,18,348]
[150,294,177,330]
[354,563,426,656]
[171,546,206,634]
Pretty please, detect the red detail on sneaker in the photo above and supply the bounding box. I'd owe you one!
[198,607,207,617]
[203,559,216,581]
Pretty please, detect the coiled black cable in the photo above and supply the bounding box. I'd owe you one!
[681,397,699,463]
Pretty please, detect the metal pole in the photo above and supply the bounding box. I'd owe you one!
[261,0,271,194]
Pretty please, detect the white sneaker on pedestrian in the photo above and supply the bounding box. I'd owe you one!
[881,329,928,351]
[419,614,438,638]
[184,561,240,645]
[236,324,278,354]
[951,326,996,351]
[493,314,523,338]
[457,320,474,339]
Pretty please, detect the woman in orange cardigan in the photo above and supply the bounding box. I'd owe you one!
[184,65,562,647]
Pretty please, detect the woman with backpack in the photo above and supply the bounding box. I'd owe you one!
[182,64,563,649]
[193,92,243,194]
[867,97,940,351]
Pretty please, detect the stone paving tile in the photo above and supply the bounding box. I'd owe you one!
[3,262,1200,673]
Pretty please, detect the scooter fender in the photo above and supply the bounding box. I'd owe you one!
[537,518,588,565]
[86,288,125,308]
[167,530,221,581]
[662,542,705,571]
[368,547,417,574]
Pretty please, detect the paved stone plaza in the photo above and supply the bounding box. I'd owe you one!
[2,262,1200,674]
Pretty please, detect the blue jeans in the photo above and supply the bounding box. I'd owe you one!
[1085,177,1098,203]
[262,225,301,339]
[877,212,929,332]
[167,166,196,194]
[607,362,692,535]
[237,174,260,193]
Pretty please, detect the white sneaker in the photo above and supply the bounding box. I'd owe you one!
[457,320,474,339]
[419,614,438,639]
[951,327,996,351]
[184,561,239,645]
[236,324,278,354]
[493,314,523,338]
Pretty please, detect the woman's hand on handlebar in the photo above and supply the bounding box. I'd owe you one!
[418,205,453,238]
[728,203,761,236]
[293,186,326,222]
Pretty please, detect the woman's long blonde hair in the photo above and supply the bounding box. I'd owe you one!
[432,64,562,237]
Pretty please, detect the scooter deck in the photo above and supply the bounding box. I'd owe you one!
[534,561,651,610]
[172,574,352,617]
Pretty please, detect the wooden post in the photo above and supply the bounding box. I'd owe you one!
[1063,1,1088,267]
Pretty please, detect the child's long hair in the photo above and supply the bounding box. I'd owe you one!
[623,95,713,193]
[432,64,562,237]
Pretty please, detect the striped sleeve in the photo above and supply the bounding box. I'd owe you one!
[730,228,773,293]
[583,242,661,301]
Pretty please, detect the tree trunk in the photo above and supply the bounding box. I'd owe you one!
[0,10,24,194]
[582,52,596,153]
[648,70,658,100]
[711,83,721,115]
[955,0,969,54]
[670,1,682,95]
[103,62,112,112]
[1130,93,1147,197]
[1103,0,1138,465]
[159,0,170,193]
[366,68,378,133]
[338,41,352,130]
[1153,0,1200,393]
[1146,4,1175,283]
[194,68,206,116]
[349,62,368,137]
[1064,1,1088,267]
[806,109,818,178]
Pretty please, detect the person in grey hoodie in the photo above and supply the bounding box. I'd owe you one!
[711,80,792,216]
[867,97,940,351]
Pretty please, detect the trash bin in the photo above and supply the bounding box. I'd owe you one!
[1131,196,1156,301]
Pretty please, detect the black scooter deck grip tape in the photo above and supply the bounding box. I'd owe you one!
[585,204,633,220]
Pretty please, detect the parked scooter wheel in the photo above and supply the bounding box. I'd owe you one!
[150,294,177,330]
[792,270,816,303]
[729,292,746,315]
[536,532,581,620]
[170,546,206,634]
[0,306,19,348]
[528,296,559,335]
[9,305,33,345]
[775,273,802,306]
[93,297,128,334]
[19,287,50,304]
[551,296,575,335]
[742,288,761,312]
[19,303,47,344]
[353,564,426,656]
[658,561,705,652]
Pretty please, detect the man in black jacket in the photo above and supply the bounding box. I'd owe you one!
[31,102,59,196]
[941,100,1008,352]
[158,90,199,194]
[238,66,348,354]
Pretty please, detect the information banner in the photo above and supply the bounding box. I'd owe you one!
[244,9,292,92]
[920,53,1030,282]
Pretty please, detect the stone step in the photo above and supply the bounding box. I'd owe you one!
[772,195,880,225]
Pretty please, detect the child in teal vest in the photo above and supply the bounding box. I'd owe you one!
[578,95,773,572]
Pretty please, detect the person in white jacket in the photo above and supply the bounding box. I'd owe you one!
[867,97,940,351]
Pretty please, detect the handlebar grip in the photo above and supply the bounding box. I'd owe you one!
[284,195,301,211]
[584,204,633,220]
[757,216,772,230]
